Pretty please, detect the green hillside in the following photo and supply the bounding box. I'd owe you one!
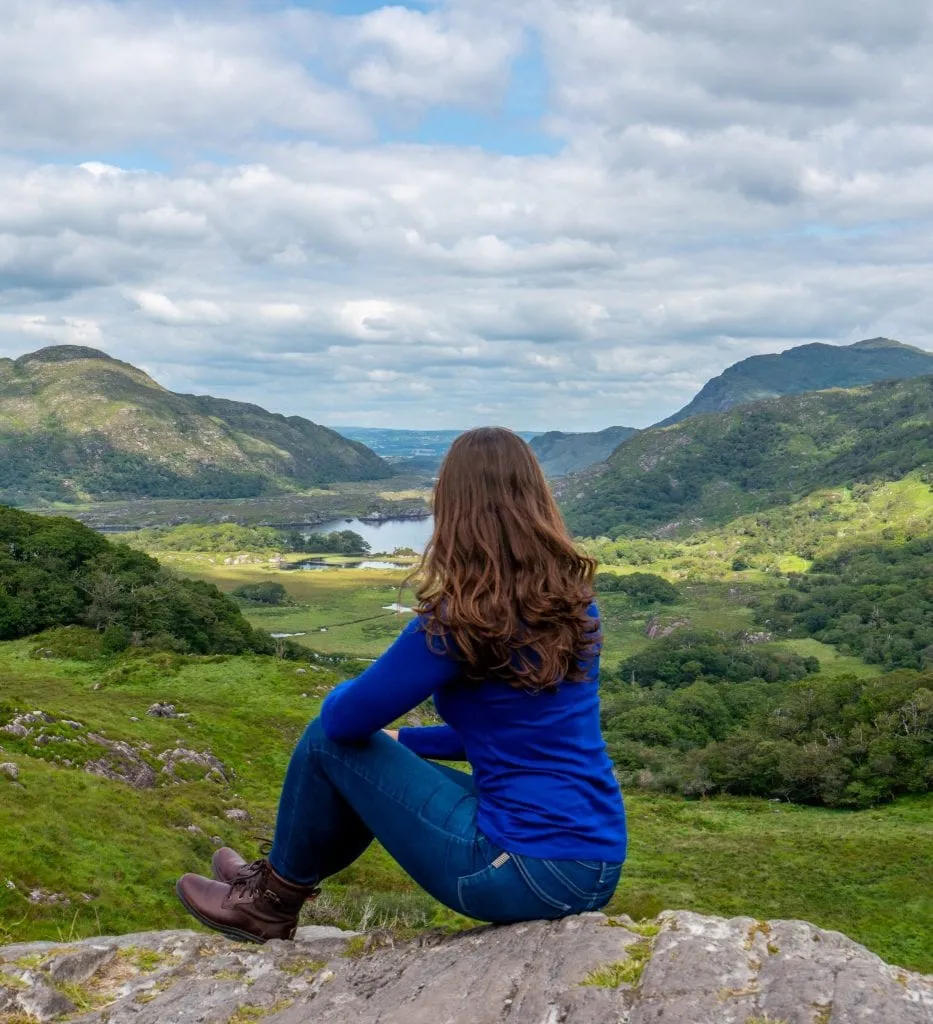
[562,375,933,538]
[0,506,272,655]
[0,346,391,504]
[659,337,933,426]
[2,631,931,970]
[530,425,638,477]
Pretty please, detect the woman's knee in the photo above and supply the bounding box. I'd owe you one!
[297,716,331,755]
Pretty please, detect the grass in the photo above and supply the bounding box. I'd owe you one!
[227,1002,293,1023]
[581,940,653,987]
[615,793,933,972]
[0,633,929,969]
[169,555,868,675]
[162,557,418,659]
[0,543,930,973]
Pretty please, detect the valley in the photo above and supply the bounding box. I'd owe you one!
[1,337,932,976]
[31,480,433,533]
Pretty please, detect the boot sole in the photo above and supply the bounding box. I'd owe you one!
[174,880,267,945]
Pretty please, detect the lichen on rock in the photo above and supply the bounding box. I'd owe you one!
[1,911,931,1023]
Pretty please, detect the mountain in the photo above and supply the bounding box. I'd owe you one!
[560,375,933,538]
[530,425,637,477]
[0,346,391,504]
[659,338,933,426]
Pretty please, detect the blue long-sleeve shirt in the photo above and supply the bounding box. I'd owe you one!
[320,605,627,861]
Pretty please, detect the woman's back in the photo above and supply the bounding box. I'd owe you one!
[178,427,627,941]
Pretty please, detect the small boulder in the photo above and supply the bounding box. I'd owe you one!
[224,808,250,822]
[0,763,18,781]
[147,703,178,718]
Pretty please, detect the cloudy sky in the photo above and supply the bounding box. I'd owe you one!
[2,0,933,430]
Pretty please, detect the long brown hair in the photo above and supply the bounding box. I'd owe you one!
[412,427,599,691]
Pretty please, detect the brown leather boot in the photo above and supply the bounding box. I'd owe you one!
[176,859,318,944]
[212,846,248,884]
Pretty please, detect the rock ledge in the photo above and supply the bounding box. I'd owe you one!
[1,911,930,1023]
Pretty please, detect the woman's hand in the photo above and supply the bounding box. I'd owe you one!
[382,729,399,741]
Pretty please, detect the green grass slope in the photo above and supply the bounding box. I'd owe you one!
[562,375,933,538]
[659,337,933,426]
[0,346,391,504]
[1,641,930,970]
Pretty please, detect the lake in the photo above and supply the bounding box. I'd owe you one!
[310,516,434,554]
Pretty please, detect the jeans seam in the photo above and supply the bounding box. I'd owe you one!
[511,854,572,913]
[538,859,592,900]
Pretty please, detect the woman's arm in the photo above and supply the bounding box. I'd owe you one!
[320,618,459,742]
[396,724,467,761]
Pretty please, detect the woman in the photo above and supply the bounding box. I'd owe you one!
[176,427,626,943]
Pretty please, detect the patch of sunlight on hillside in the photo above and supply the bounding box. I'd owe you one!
[780,638,883,678]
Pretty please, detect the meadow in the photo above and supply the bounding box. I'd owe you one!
[165,551,878,675]
[2,545,930,971]
[1,638,930,971]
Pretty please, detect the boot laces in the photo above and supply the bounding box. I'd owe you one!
[230,859,282,905]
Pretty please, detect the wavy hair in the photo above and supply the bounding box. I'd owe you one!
[411,427,599,691]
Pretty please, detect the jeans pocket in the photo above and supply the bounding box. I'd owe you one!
[457,854,572,923]
[518,857,624,914]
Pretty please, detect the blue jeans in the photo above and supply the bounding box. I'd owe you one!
[269,718,622,923]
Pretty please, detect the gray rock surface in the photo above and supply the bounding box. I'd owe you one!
[0,912,929,1023]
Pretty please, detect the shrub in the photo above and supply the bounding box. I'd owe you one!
[232,582,290,605]
[594,572,679,604]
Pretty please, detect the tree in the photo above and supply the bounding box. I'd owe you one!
[232,582,289,605]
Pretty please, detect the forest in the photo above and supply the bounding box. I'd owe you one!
[0,507,271,655]
[758,536,933,671]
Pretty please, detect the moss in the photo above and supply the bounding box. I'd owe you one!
[279,958,326,977]
[744,920,772,950]
[119,947,171,973]
[11,954,48,970]
[580,940,653,988]
[0,971,30,991]
[626,920,661,938]
[341,936,369,959]
[227,1001,293,1023]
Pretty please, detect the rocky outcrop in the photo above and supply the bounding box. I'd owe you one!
[1,911,930,1023]
[0,707,229,790]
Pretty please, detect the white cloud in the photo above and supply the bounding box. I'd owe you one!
[1,315,103,346]
[346,5,521,106]
[1,0,932,430]
[131,291,228,326]
[0,0,370,150]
